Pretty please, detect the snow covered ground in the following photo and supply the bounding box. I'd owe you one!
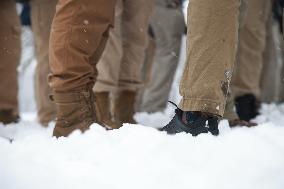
[1,105,284,189]
[1,26,284,189]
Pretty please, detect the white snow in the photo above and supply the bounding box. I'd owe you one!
[1,105,284,189]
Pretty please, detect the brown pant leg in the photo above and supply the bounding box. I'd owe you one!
[49,0,116,92]
[31,0,57,125]
[231,0,272,99]
[179,0,240,116]
[0,0,21,115]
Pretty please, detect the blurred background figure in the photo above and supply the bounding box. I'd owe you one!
[0,0,21,124]
[14,0,57,126]
[230,0,272,123]
[0,0,58,126]
[30,0,57,126]
[93,0,154,128]
[224,0,284,126]
[137,0,186,113]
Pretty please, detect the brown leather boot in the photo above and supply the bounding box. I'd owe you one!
[51,85,97,138]
[229,119,257,128]
[94,92,121,129]
[0,109,19,124]
[114,90,137,125]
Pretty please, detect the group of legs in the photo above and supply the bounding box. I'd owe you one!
[1,0,283,137]
[0,0,57,126]
[48,0,240,137]
[0,0,185,137]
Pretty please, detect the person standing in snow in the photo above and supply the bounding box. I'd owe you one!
[138,0,186,113]
[160,0,240,136]
[15,0,58,127]
[0,0,58,126]
[30,0,58,127]
[48,0,116,137]
[93,0,154,129]
[229,0,273,124]
[224,0,284,127]
[47,0,234,137]
[0,0,21,124]
[161,0,282,135]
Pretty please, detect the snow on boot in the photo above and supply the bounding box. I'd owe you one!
[235,93,260,121]
[114,90,137,125]
[94,92,121,129]
[51,85,97,138]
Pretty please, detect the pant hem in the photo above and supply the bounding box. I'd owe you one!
[178,98,225,116]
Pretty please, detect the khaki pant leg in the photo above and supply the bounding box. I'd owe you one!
[179,0,240,116]
[231,0,272,99]
[0,0,21,115]
[117,0,154,91]
[31,0,57,124]
[260,17,281,103]
[94,0,123,93]
[135,35,156,111]
[48,0,116,92]
[140,5,185,112]
[94,0,153,92]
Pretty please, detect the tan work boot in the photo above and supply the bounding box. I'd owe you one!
[0,109,19,124]
[114,90,137,125]
[51,85,97,138]
[94,92,121,129]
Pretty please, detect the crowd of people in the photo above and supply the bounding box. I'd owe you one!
[0,0,283,137]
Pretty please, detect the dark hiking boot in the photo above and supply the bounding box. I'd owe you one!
[235,93,260,121]
[229,119,257,128]
[0,109,19,124]
[114,90,137,125]
[51,85,97,138]
[160,106,220,136]
[95,92,121,129]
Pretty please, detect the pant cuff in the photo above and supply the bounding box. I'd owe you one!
[178,98,225,117]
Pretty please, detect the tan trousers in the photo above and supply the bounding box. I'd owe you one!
[0,0,21,115]
[31,0,57,125]
[179,0,240,116]
[231,0,272,99]
[93,0,154,93]
[223,0,272,120]
[49,0,116,92]
[139,2,185,112]
[260,17,281,103]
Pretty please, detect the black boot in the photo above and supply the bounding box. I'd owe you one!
[160,107,220,136]
[235,93,260,121]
